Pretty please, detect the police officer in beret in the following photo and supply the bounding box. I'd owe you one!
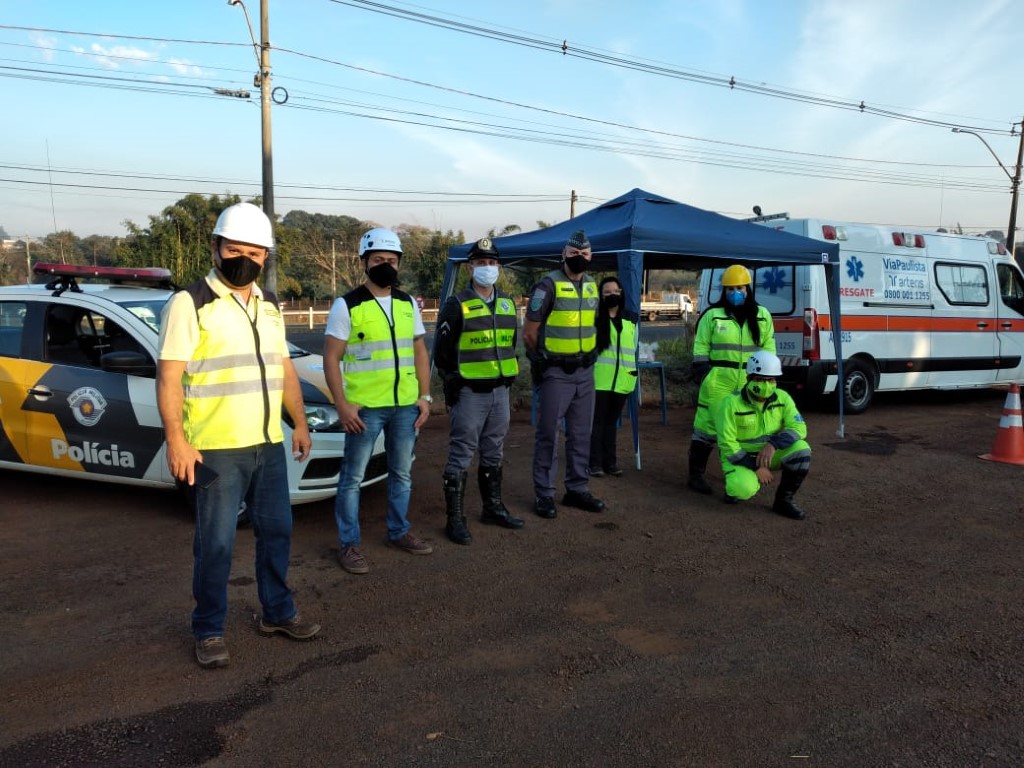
[433,237,525,544]
[523,229,606,518]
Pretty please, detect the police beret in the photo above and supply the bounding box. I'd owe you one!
[566,230,590,250]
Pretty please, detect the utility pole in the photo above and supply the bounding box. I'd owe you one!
[228,0,276,293]
[570,189,577,218]
[1006,115,1023,258]
[25,237,30,284]
[259,0,276,294]
[331,238,337,297]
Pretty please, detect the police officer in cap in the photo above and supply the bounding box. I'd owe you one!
[433,237,525,544]
[523,229,605,517]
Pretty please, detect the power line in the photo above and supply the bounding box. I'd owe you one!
[0,18,1015,217]
[4,24,1018,177]
[0,24,245,49]
[276,45,1012,170]
[328,0,1019,136]
[0,62,1009,195]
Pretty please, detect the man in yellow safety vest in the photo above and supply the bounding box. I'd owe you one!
[157,202,321,669]
[323,228,435,575]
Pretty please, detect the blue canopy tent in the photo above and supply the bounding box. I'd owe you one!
[442,188,844,467]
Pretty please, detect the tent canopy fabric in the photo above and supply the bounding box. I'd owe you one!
[447,188,839,273]
[440,188,846,465]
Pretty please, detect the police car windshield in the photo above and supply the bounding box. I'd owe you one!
[118,300,166,333]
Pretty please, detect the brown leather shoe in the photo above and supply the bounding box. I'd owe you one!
[389,533,434,555]
[338,545,370,574]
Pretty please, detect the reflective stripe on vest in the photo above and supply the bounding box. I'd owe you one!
[697,307,775,366]
[542,270,598,355]
[594,319,638,394]
[343,290,418,407]
[456,289,519,380]
[182,292,286,449]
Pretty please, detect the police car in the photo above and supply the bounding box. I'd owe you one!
[0,263,387,505]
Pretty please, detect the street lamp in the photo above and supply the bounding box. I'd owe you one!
[228,0,278,293]
[952,119,1024,256]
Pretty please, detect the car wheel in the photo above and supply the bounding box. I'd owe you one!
[841,361,875,414]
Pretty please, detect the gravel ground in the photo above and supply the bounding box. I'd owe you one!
[2,388,1023,767]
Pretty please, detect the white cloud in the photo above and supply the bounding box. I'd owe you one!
[30,33,57,63]
[167,58,204,78]
[72,43,157,71]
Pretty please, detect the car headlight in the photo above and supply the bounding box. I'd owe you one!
[304,403,340,432]
[282,403,340,432]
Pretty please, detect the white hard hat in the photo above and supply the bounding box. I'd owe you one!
[746,350,782,377]
[358,228,402,258]
[212,203,274,249]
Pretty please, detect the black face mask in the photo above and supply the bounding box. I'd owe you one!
[564,254,589,274]
[603,294,623,309]
[218,254,263,287]
[367,262,398,288]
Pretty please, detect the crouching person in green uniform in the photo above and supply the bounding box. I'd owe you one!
[715,351,811,520]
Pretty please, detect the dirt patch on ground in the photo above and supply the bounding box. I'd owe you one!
[2,389,1023,766]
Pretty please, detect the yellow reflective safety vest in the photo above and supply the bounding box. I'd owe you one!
[594,318,638,394]
[342,286,418,408]
[180,278,286,450]
[541,270,598,356]
[456,288,519,381]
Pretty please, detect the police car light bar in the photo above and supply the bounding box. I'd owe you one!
[33,262,173,283]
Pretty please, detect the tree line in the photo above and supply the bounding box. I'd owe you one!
[0,193,555,300]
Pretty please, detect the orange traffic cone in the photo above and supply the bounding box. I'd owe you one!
[979,384,1024,465]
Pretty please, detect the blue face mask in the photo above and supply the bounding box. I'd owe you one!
[726,289,746,306]
[472,265,500,287]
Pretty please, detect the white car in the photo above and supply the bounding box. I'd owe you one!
[0,263,386,505]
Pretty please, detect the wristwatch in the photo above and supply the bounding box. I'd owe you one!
[418,394,434,403]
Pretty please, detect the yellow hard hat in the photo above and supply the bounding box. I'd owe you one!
[721,264,752,287]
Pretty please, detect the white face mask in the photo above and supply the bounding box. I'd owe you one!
[472,264,500,287]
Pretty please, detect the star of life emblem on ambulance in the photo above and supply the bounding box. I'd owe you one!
[68,386,108,427]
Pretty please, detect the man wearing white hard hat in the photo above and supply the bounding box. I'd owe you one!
[714,350,812,520]
[323,227,434,575]
[157,202,321,669]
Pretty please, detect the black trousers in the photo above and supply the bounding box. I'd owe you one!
[589,389,628,471]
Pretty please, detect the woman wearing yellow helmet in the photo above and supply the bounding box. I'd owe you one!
[688,264,775,495]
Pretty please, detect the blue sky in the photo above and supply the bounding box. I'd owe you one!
[1,0,1021,242]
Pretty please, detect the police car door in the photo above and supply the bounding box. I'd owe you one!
[0,299,41,467]
[994,261,1024,384]
[23,303,167,482]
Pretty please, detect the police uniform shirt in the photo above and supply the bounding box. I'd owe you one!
[525,275,557,324]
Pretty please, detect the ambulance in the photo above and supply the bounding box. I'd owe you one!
[0,263,388,504]
[698,217,1024,412]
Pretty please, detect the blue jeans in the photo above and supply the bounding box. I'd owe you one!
[191,443,295,640]
[335,405,418,548]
